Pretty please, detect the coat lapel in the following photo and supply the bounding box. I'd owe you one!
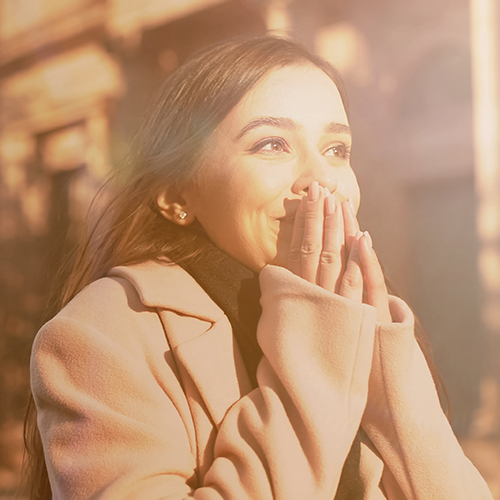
[108,260,253,426]
[171,316,252,425]
[108,261,222,321]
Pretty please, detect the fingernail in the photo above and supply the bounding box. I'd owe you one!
[309,181,319,201]
[325,195,335,216]
[324,187,331,196]
[355,231,363,240]
[363,230,373,248]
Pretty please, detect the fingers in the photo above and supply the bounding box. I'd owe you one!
[301,182,326,283]
[288,182,328,283]
[339,231,364,302]
[341,200,360,259]
[289,191,392,322]
[318,196,344,293]
[358,231,392,322]
[287,198,305,276]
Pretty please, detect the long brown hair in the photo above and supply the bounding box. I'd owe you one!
[23,35,444,498]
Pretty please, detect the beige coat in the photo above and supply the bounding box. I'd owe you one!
[31,261,492,499]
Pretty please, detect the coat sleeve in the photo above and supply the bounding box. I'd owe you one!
[361,295,493,500]
[31,266,378,500]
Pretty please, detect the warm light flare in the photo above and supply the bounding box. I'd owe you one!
[470,0,500,335]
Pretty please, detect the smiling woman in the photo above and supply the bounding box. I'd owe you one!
[163,64,358,272]
[24,36,493,500]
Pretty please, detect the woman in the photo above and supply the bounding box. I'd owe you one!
[25,36,492,499]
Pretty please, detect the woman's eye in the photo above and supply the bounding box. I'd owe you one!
[250,138,289,155]
[325,144,350,159]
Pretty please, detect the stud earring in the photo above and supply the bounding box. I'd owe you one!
[178,211,188,220]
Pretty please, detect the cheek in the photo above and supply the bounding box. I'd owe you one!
[226,173,285,216]
[188,157,293,252]
[343,169,361,208]
[193,183,267,241]
[352,182,361,211]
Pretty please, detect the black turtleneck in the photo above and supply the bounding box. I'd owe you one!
[176,240,263,388]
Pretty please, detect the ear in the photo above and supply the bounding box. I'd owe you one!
[156,190,196,226]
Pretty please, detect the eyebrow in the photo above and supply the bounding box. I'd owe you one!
[235,116,352,140]
[324,122,351,136]
[235,117,296,140]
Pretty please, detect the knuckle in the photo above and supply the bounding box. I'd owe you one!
[287,248,301,262]
[342,271,361,290]
[301,241,322,255]
[319,251,338,265]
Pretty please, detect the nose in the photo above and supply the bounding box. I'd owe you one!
[291,151,338,195]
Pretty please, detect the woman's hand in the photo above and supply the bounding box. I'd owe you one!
[356,228,392,322]
[287,181,391,323]
[287,181,344,292]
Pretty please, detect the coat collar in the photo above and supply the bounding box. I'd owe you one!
[108,260,225,322]
[107,260,252,425]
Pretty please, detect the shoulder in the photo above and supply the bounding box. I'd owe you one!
[59,273,149,324]
[32,275,157,363]
[33,260,223,357]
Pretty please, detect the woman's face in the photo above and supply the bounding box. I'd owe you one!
[181,63,360,272]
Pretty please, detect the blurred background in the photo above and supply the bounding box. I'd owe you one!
[0,0,499,497]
